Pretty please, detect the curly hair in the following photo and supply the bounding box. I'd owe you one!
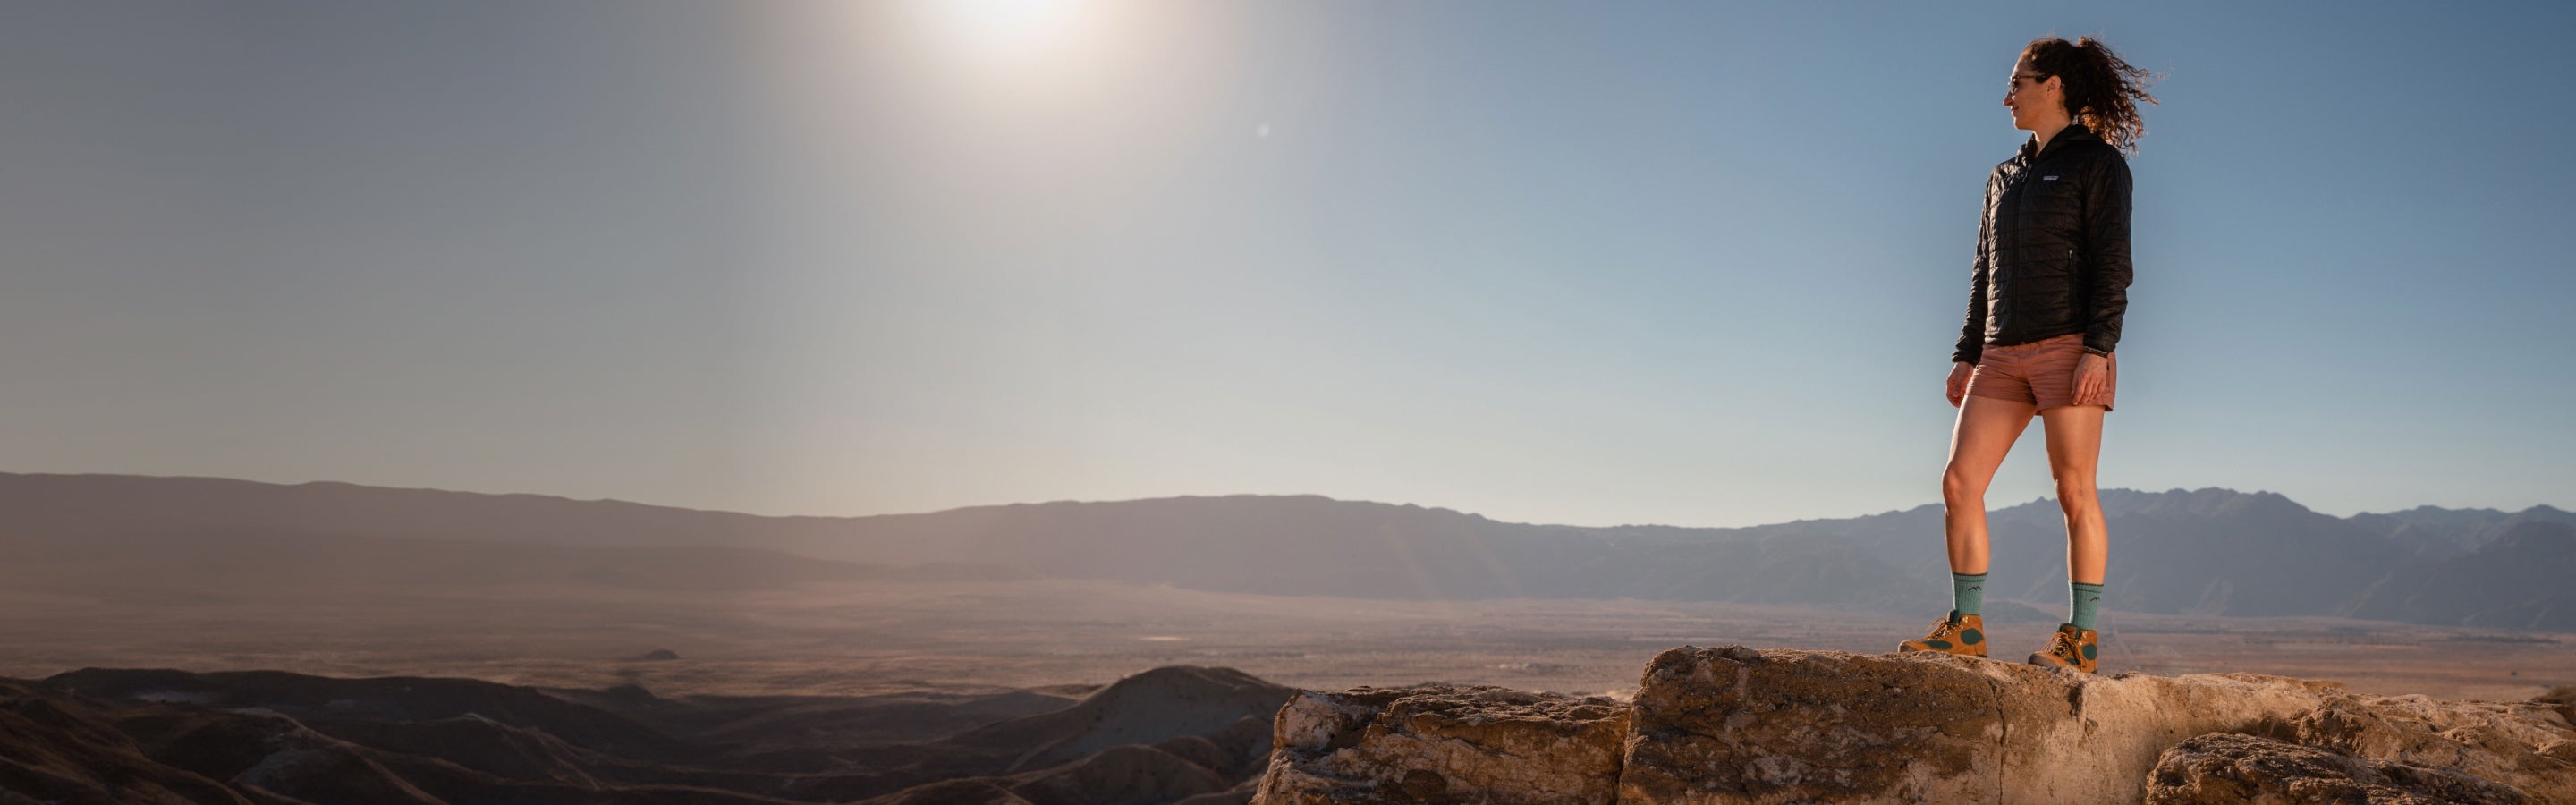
[2022,36,2161,155]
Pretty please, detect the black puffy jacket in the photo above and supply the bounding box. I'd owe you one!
[1952,121,2133,366]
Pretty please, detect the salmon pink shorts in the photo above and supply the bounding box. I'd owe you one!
[1964,332,2115,412]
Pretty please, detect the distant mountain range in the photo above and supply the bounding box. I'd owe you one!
[3,472,2570,631]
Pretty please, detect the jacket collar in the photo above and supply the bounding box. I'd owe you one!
[2019,121,2097,161]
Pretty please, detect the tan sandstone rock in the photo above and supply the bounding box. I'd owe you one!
[1251,684,1631,804]
[1251,644,2576,804]
[1617,646,2575,803]
[1616,645,2351,803]
[2145,733,2533,804]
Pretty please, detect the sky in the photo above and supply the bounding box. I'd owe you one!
[4,0,2572,529]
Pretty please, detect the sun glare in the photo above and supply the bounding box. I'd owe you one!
[911,0,1091,65]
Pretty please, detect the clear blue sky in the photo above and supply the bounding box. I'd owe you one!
[4,1,2570,528]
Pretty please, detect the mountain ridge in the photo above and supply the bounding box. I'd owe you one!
[7,470,2563,530]
[4,471,2569,631]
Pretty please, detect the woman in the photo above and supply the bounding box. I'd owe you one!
[1898,36,2157,674]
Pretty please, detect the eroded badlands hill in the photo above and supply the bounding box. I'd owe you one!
[0,665,1286,804]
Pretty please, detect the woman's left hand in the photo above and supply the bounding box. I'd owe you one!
[2072,353,2111,405]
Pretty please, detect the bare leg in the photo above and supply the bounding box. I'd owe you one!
[1944,394,2038,575]
[2040,404,2107,585]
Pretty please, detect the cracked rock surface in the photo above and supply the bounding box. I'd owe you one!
[1252,683,1631,804]
[1617,646,2353,803]
[1251,646,2576,804]
[2146,733,2534,804]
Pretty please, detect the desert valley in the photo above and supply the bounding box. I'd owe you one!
[3,472,2570,803]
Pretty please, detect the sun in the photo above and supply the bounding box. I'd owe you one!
[911,0,1091,65]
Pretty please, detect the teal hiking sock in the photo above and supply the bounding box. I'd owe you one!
[1950,572,1987,618]
[2070,581,2105,631]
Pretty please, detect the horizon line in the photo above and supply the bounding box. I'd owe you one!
[4,470,2566,531]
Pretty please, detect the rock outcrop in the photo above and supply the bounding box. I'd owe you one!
[1253,646,2576,804]
[1254,685,1631,804]
[2146,733,2536,804]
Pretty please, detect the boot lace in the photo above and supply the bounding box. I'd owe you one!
[2043,631,2080,660]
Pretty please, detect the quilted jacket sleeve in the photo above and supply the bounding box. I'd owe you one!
[1952,180,1994,365]
[2080,152,2134,356]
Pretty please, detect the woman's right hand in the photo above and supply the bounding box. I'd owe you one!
[1946,361,1975,408]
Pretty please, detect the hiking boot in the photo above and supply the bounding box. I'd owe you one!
[1896,610,1986,657]
[2028,623,2100,673]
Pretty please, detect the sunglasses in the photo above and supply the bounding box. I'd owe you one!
[2009,73,2051,94]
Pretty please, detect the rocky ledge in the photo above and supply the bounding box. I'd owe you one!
[1253,646,2576,804]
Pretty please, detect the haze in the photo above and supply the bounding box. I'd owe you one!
[4,1,2570,528]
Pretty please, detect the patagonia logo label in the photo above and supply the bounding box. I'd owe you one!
[2042,174,2060,181]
